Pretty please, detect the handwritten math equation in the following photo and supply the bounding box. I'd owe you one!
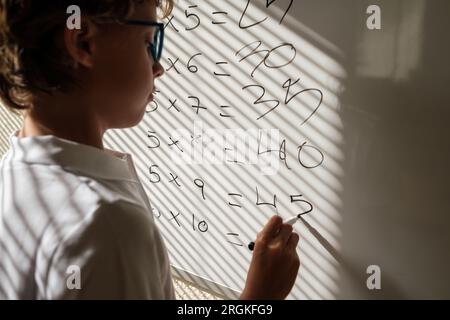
[164,1,293,32]
[150,175,313,247]
[146,0,322,249]
[147,1,323,127]
[146,129,325,171]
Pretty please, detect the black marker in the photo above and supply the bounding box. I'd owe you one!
[248,215,300,251]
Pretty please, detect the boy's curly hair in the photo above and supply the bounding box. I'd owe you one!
[0,0,174,113]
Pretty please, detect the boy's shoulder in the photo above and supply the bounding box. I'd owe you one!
[0,139,153,253]
[0,131,147,214]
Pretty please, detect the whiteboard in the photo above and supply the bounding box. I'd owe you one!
[104,0,450,299]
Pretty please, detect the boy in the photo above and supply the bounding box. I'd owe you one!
[0,0,300,299]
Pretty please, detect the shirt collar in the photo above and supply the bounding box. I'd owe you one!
[8,130,137,182]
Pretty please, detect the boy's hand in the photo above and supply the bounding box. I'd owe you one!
[240,215,300,300]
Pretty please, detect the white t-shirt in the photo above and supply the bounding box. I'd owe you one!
[0,130,175,299]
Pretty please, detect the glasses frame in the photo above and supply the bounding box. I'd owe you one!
[121,19,165,62]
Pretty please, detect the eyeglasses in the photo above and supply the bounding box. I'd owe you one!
[121,19,165,62]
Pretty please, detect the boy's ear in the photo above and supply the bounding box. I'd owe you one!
[64,19,99,69]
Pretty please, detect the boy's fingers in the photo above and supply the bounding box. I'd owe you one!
[259,215,283,240]
[277,224,293,245]
[286,232,300,251]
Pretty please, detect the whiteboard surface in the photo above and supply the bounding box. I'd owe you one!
[105,0,450,299]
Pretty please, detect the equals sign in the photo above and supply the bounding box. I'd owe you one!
[214,62,231,77]
[212,11,228,25]
[220,105,234,118]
